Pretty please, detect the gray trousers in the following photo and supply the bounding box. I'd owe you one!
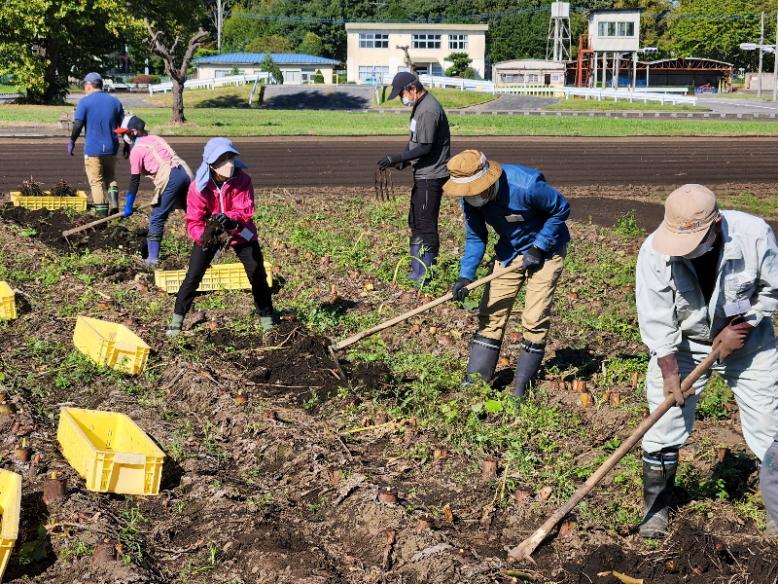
[642,322,778,461]
[762,437,778,525]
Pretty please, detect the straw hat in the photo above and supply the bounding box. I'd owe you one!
[652,184,719,256]
[443,150,503,197]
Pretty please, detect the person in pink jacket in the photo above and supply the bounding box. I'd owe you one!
[167,137,275,336]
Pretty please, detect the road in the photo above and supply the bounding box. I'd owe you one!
[1,137,777,193]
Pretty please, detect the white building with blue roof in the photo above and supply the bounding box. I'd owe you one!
[193,53,341,84]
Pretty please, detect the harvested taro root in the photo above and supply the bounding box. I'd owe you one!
[20,177,44,197]
[51,179,77,197]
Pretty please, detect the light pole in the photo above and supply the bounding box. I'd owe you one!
[741,39,777,100]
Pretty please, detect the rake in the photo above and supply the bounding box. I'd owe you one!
[374,167,395,201]
[61,202,153,239]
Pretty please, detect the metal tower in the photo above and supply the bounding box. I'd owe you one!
[546,2,572,62]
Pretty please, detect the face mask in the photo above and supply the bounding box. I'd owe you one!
[683,228,717,259]
[212,159,235,179]
[401,95,416,106]
[465,195,488,208]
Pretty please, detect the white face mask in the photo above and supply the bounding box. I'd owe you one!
[464,183,497,208]
[683,228,717,259]
[212,159,235,179]
[401,95,416,107]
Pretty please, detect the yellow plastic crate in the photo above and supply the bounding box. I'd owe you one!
[73,316,150,375]
[57,408,165,496]
[154,261,273,294]
[10,190,88,212]
[0,470,21,581]
[0,282,15,321]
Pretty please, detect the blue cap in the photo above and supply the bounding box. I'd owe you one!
[83,72,103,84]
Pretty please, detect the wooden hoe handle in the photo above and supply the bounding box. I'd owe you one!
[507,347,721,563]
[61,202,154,238]
[332,262,526,352]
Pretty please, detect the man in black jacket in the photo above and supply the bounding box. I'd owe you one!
[378,72,450,283]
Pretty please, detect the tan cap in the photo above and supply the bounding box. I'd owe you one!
[651,184,719,256]
[443,150,502,197]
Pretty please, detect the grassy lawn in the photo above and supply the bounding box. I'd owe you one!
[545,97,708,112]
[146,84,497,110]
[0,83,19,94]
[4,103,778,136]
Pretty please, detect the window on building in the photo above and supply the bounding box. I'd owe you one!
[598,21,635,37]
[358,65,390,83]
[412,34,442,49]
[359,33,389,48]
[448,34,468,50]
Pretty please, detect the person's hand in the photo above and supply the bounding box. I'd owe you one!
[123,193,136,218]
[378,154,401,170]
[657,353,686,407]
[714,318,754,361]
[452,277,473,301]
[122,142,131,159]
[66,139,75,156]
[212,213,238,231]
[522,246,544,274]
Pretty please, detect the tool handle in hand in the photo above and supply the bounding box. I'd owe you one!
[333,262,525,351]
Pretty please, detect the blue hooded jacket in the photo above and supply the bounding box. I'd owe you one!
[459,163,570,280]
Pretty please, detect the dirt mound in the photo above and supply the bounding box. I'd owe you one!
[0,204,143,252]
[563,523,778,583]
[209,320,392,405]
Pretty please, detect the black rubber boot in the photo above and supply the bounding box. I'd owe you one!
[511,341,545,397]
[93,203,109,218]
[107,188,119,215]
[464,335,501,385]
[639,449,678,538]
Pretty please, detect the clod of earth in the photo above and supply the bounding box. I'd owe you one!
[377,486,398,504]
[481,456,498,481]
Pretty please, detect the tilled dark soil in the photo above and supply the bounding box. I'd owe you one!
[0,204,144,252]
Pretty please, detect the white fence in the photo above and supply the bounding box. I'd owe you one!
[148,73,272,95]
[418,74,697,104]
[562,87,697,105]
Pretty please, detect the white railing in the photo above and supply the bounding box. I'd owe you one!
[562,87,697,105]
[495,85,561,96]
[148,73,271,95]
[418,74,496,93]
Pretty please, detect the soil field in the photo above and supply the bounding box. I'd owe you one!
[1,137,778,193]
[0,183,776,583]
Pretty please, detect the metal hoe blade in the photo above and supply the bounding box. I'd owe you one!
[374,168,394,201]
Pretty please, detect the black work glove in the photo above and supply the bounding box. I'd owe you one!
[452,277,473,302]
[122,142,131,159]
[378,154,401,170]
[522,246,544,274]
[212,213,238,231]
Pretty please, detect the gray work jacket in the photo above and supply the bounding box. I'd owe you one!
[636,210,778,358]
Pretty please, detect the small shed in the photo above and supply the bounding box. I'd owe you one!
[492,59,567,86]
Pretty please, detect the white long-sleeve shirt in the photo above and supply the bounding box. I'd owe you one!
[636,210,778,358]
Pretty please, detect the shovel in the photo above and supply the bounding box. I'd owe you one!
[507,347,721,564]
[327,262,526,377]
[61,202,154,238]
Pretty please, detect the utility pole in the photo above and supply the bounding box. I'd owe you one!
[758,11,765,97]
[774,12,778,101]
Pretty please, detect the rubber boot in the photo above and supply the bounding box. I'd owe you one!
[257,308,276,333]
[638,449,678,538]
[419,251,437,285]
[145,238,161,267]
[409,241,422,281]
[166,313,184,337]
[512,341,545,397]
[107,187,120,215]
[93,203,109,218]
[464,335,501,385]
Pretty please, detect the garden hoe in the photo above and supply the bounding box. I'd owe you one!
[327,262,527,379]
[61,202,154,239]
[507,346,722,564]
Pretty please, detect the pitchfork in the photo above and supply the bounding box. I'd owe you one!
[374,167,395,201]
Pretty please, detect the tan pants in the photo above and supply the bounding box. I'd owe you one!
[84,155,117,205]
[478,252,565,345]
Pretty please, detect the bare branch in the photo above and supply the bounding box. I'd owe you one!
[179,29,210,79]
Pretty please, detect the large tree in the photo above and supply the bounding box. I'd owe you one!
[665,0,762,68]
[0,0,131,103]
